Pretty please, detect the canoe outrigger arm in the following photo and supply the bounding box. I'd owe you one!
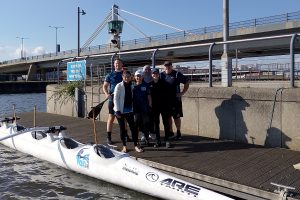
[0,117,20,123]
[47,126,67,133]
[0,125,66,142]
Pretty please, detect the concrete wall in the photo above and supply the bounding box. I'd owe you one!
[181,87,300,151]
[46,84,300,151]
[46,84,80,117]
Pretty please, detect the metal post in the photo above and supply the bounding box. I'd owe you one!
[111,53,117,71]
[78,7,86,57]
[235,48,238,80]
[12,104,16,121]
[112,4,118,20]
[82,58,88,118]
[90,62,93,89]
[56,28,58,54]
[209,43,215,87]
[74,88,79,117]
[57,61,62,84]
[152,49,159,69]
[290,34,297,88]
[16,37,29,59]
[78,7,80,57]
[223,0,229,55]
[221,0,232,87]
[49,26,64,56]
[90,62,94,116]
[33,105,36,127]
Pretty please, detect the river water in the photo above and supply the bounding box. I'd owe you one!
[0,93,46,116]
[0,93,157,200]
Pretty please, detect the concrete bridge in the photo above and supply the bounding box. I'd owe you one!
[1,11,300,80]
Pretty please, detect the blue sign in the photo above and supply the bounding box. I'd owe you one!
[67,60,86,81]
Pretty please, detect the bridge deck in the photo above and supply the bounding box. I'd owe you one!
[17,112,300,200]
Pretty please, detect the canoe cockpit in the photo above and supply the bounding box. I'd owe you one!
[60,138,79,149]
[30,126,67,141]
[95,145,116,158]
[31,131,47,140]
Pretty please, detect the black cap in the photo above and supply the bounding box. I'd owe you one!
[151,68,159,74]
[163,61,172,66]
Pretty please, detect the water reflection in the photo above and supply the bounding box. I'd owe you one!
[0,93,46,116]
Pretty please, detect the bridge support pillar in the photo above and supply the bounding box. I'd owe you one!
[40,68,46,81]
[26,64,38,81]
[221,53,232,87]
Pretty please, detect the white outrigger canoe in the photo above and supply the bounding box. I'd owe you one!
[0,118,233,200]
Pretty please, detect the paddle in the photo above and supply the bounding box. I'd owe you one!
[91,109,99,145]
[88,97,109,119]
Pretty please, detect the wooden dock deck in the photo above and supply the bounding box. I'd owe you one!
[16,112,300,200]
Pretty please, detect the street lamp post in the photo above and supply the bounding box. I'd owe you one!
[78,7,86,57]
[49,26,64,55]
[221,0,232,87]
[16,36,29,59]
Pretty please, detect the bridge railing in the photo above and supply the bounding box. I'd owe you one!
[180,62,300,83]
[1,11,300,66]
[90,10,300,50]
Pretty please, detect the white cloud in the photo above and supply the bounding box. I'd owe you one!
[14,47,22,58]
[31,46,45,56]
[13,45,28,58]
[0,45,47,61]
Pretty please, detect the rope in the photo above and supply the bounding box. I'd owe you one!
[119,8,184,32]
[117,13,148,38]
[82,11,112,49]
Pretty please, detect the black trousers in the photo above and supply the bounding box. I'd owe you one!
[116,112,138,146]
[134,112,150,139]
[152,108,171,141]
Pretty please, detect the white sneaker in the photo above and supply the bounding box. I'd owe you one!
[149,133,156,140]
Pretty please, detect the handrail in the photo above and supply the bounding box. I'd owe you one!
[208,34,298,88]
[1,10,300,65]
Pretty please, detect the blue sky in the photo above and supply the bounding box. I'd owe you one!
[1,0,300,61]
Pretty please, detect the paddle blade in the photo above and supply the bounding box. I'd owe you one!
[88,99,108,119]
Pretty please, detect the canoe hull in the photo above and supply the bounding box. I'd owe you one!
[0,123,232,200]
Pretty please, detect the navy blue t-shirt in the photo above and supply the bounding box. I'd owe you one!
[105,71,123,100]
[133,82,150,113]
[160,70,188,99]
[149,79,168,111]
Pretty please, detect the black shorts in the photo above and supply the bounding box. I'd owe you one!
[108,100,114,114]
[171,99,183,119]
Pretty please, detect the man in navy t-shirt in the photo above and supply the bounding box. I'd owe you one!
[160,61,189,142]
[103,58,128,144]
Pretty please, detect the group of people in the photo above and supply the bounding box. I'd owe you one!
[102,58,189,153]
